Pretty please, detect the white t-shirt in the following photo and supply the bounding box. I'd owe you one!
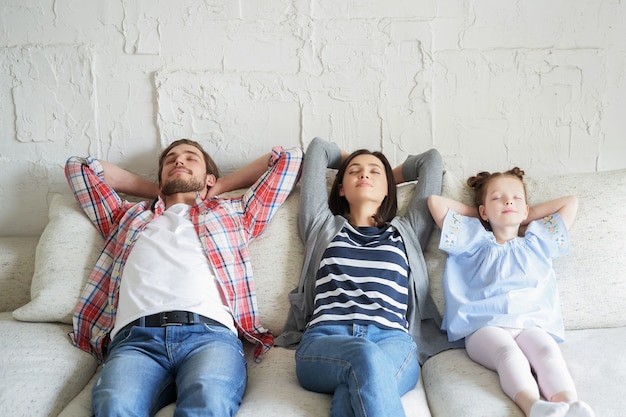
[111,203,237,339]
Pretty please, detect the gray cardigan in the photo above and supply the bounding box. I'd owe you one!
[275,137,461,364]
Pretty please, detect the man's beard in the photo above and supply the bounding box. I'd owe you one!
[161,178,206,196]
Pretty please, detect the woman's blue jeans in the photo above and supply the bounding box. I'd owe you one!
[295,324,419,417]
[92,322,246,417]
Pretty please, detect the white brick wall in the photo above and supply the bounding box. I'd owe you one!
[1,0,625,235]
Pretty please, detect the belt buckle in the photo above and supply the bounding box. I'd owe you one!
[160,312,183,327]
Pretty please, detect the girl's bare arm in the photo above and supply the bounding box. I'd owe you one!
[428,195,478,229]
[525,195,579,229]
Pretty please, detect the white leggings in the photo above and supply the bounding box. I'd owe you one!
[465,326,577,401]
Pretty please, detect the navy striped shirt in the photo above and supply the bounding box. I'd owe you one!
[309,224,410,331]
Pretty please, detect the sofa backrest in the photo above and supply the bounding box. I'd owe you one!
[247,186,303,333]
[9,167,626,335]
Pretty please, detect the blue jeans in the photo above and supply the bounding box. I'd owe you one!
[295,324,419,417]
[92,323,246,417]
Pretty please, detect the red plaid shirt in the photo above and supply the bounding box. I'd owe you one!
[65,146,302,363]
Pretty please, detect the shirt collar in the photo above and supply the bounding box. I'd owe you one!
[151,192,213,215]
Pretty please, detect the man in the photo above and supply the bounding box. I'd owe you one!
[65,139,302,417]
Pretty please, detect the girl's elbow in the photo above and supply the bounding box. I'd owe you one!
[566,195,579,213]
[427,195,437,211]
[427,195,444,226]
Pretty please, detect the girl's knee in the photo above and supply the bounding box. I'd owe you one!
[517,327,561,357]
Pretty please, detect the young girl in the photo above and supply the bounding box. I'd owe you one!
[275,137,457,417]
[428,167,595,417]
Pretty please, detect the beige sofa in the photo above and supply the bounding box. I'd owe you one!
[1,167,624,417]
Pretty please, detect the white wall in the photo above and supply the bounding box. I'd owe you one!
[1,0,625,236]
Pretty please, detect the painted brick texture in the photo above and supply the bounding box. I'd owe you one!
[0,0,625,235]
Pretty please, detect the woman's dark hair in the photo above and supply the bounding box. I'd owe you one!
[157,138,220,184]
[467,166,526,230]
[328,149,397,227]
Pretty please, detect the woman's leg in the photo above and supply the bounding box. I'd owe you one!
[295,324,414,417]
[368,324,419,396]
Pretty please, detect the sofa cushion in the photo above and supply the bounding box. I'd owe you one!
[0,312,98,417]
[422,327,626,417]
[425,168,626,331]
[0,236,38,311]
[12,193,104,324]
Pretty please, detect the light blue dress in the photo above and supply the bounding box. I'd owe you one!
[439,210,569,343]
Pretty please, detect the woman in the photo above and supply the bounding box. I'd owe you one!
[275,137,456,417]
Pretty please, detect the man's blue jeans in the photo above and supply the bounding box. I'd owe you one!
[92,322,246,417]
[295,324,419,417]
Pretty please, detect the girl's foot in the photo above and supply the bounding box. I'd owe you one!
[529,400,569,417]
[565,401,595,417]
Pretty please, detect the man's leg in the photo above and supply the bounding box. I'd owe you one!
[172,323,247,417]
[93,327,174,417]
